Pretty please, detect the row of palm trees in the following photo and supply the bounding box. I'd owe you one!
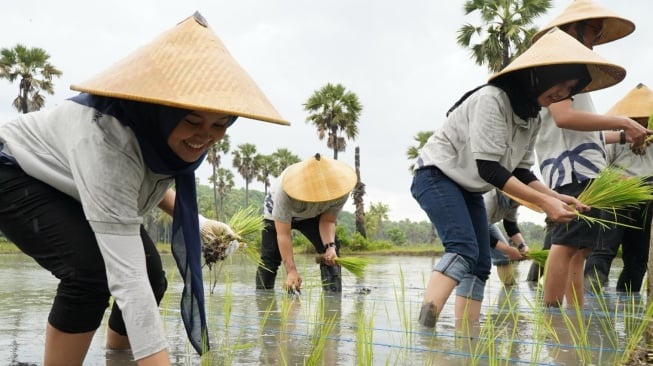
[1,0,555,238]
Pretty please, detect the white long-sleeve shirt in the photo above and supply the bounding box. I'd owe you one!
[0,100,172,359]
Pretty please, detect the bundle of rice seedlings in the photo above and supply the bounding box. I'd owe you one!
[574,166,653,229]
[315,254,369,278]
[201,206,265,269]
[524,249,549,267]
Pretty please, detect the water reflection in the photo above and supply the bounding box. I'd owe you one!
[0,253,643,365]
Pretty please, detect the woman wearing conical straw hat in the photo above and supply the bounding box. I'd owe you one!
[0,12,288,366]
[411,27,624,327]
[527,0,652,309]
[256,153,356,293]
[584,83,653,294]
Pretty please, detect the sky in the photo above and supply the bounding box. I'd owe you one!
[1,0,652,225]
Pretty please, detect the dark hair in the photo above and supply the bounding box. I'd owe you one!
[489,63,591,120]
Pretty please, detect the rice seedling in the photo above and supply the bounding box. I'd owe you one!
[618,292,653,364]
[305,293,338,366]
[559,288,594,364]
[202,206,267,293]
[314,254,369,277]
[574,166,653,229]
[356,302,375,366]
[586,276,620,349]
[392,267,412,347]
[202,205,265,269]
[524,249,549,267]
[522,265,561,363]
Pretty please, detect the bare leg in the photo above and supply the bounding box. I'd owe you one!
[496,264,515,287]
[105,328,171,366]
[565,247,592,309]
[106,327,131,350]
[419,271,457,326]
[543,244,577,307]
[454,295,482,321]
[44,322,95,366]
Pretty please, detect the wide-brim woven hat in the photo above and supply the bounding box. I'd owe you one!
[606,83,653,119]
[489,28,625,93]
[281,153,357,203]
[71,12,289,126]
[532,0,635,45]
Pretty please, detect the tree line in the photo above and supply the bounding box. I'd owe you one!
[1,0,555,248]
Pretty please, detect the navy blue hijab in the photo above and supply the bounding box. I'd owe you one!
[71,93,210,355]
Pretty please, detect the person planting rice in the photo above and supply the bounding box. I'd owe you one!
[255,153,356,293]
[0,12,288,365]
[584,83,653,294]
[484,189,530,287]
[528,0,652,308]
[411,27,625,328]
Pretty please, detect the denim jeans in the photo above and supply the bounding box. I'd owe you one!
[411,166,491,300]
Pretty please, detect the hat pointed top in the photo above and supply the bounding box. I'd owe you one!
[281,154,356,202]
[71,12,289,126]
[532,0,635,45]
[606,83,653,119]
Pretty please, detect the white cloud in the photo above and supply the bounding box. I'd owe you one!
[1,0,651,226]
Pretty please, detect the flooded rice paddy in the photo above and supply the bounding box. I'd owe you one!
[0,253,645,365]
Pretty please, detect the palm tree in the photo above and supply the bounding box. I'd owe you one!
[207,135,230,217]
[254,154,279,196]
[365,202,390,239]
[216,168,235,221]
[304,83,363,160]
[456,0,552,72]
[0,44,63,113]
[156,209,173,244]
[406,131,434,173]
[232,143,259,206]
[272,148,300,173]
[353,146,367,238]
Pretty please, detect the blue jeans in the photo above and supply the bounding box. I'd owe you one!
[411,167,491,300]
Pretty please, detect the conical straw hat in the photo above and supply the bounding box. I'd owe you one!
[606,83,653,119]
[281,153,357,202]
[489,28,625,93]
[532,0,635,45]
[71,12,289,126]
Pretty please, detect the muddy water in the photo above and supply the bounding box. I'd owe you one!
[0,253,638,365]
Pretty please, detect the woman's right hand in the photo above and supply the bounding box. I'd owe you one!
[623,117,652,148]
[540,195,579,223]
[285,270,302,293]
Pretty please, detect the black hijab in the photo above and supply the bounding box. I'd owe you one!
[70,93,211,354]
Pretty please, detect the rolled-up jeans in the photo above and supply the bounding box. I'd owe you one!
[411,166,491,301]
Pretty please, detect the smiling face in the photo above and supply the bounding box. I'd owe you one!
[167,111,233,162]
[537,79,580,107]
